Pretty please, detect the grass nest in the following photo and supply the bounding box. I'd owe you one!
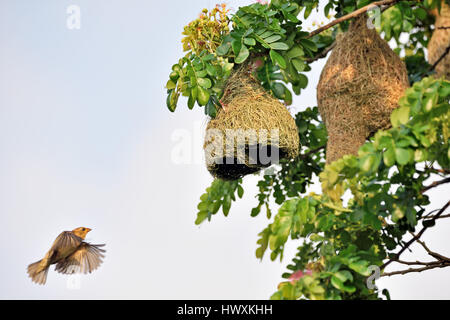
[204,63,299,180]
[428,1,450,80]
[317,14,409,164]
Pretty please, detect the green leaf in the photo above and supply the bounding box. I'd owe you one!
[270,50,287,69]
[395,147,411,165]
[231,38,242,56]
[348,260,370,276]
[383,147,395,167]
[331,275,356,293]
[197,78,212,89]
[391,106,410,127]
[195,211,209,225]
[237,185,244,198]
[304,6,313,19]
[197,86,210,106]
[235,45,250,64]
[166,79,176,90]
[292,59,306,72]
[298,73,308,88]
[205,99,217,117]
[223,194,231,216]
[243,37,256,46]
[187,91,195,109]
[206,63,218,77]
[166,90,176,112]
[413,8,427,20]
[169,71,179,81]
[269,42,290,50]
[361,154,376,173]
[217,42,231,56]
[299,39,317,52]
[272,83,286,99]
[265,35,282,43]
[334,270,353,282]
[286,45,304,59]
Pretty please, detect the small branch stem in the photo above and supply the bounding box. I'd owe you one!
[428,44,450,72]
[421,177,450,194]
[415,238,450,262]
[381,200,450,270]
[423,213,450,220]
[394,259,442,266]
[305,42,336,63]
[307,0,401,38]
[299,146,325,159]
[381,262,450,277]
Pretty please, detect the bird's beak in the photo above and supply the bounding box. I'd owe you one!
[86,228,92,233]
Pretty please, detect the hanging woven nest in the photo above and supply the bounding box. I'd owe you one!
[317,14,409,164]
[204,63,299,180]
[428,1,450,80]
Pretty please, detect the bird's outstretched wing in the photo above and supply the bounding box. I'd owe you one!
[54,243,106,274]
[40,231,83,265]
[50,231,83,253]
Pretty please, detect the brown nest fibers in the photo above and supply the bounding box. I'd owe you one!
[204,63,299,180]
[317,14,409,164]
[428,1,450,80]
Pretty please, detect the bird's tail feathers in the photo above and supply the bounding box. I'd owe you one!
[27,260,49,285]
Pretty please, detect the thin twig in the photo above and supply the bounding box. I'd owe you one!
[433,168,450,174]
[305,42,336,63]
[381,200,450,270]
[415,238,450,262]
[394,259,442,266]
[423,213,450,220]
[381,262,450,277]
[307,0,401,38]
[428,43,450,72]
[421,177,450,194]
[299,145,325,159]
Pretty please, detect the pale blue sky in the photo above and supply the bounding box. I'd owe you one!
[1,0,449,299]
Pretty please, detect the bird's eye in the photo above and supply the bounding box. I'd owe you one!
[82,228,85,231]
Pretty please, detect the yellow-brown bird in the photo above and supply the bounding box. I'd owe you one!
[27,227,106,285]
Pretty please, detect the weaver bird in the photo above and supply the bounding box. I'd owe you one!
[27,227,106,285]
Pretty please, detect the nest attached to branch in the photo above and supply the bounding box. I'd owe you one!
[317,14,409,164]
[204,64,299,180]
[428,1,450,80]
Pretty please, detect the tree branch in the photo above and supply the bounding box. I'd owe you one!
[381,262,450,277]
[433,168,450,175]
[421,177,450,194]
[305,42,336,63]
[428,43,450,72]
[381,200,450,270]
[394,259,442,266]
[307,0,401,38]
[415,238,450,262]
[422,213,450,220]
[299,145,325,159]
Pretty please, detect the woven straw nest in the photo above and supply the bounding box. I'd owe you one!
[204,63,299,180]
[428,1,450,80]
[317,14,409,164]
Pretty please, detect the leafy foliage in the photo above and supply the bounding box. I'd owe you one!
[166,0,450,300]
[251,107,327,219]
[195,179,244,225]
[166,1,337,115]
[196,76,449,300]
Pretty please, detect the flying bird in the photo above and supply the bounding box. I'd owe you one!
[27,227,106,285]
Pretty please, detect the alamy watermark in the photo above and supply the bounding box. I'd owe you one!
[67,5,81,30]
[366,265,381,290]
[171,122,282,174]
[366,5,381,30]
